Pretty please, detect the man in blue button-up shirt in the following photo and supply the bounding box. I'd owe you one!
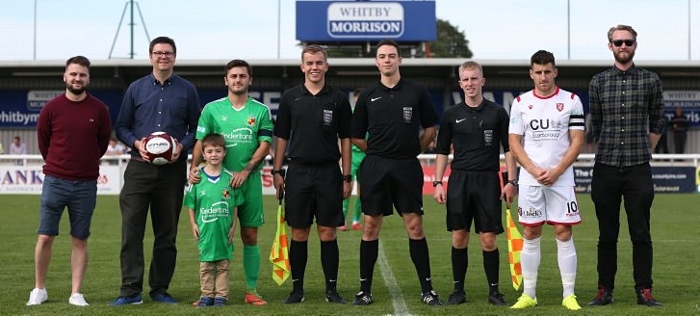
[112,36,201,306]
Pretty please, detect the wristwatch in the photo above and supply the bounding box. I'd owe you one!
[507,179,518,186]
[342,174,353,182]
[271,169,285,177]
[432,181,443,187]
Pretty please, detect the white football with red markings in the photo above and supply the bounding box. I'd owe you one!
[143,132,176,165]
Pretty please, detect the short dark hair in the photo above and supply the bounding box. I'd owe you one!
[66,55,90,69]
[225,59,252,77]
[530,50,556,67]
[376,39,400,57]
[149,36,177,55]
[201,133,226,150]
[301,44,328,62]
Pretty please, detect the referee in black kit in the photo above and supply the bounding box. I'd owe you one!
[432,61,517,306]
[272,44,352,304]
[350,39,441,306]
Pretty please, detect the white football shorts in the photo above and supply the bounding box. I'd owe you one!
[517,185,581,226]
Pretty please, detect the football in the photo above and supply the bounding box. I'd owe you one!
[143,132,177,165]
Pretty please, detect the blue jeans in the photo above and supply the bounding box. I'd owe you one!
[37,175,97,239]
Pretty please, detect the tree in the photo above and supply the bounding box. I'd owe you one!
[303,19,473,58]
[427,19,473,58]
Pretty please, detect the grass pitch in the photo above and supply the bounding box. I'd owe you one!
[1,193,699,315]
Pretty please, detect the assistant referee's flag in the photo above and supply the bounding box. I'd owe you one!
[506,208,523,291]
[269,198,290,286]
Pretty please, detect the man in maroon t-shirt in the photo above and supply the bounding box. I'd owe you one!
[28,56,112,307]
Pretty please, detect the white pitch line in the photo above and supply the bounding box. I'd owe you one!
[378,240,412,316]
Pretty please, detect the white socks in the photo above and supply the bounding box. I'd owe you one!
[520,236,578,299]
[556,237,577,298]
[521,237,541,298]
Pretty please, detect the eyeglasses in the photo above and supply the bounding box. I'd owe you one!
[611,39,635,47]
[151,51,175,57]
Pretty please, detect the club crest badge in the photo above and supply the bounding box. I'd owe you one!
[247,116,256,126]
[402,107,413,123]
[323,109,333,126]
[556,103,564,112]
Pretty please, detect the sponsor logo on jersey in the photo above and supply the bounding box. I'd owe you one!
[529,118,564,141]
[223,127,254,144]
[200,201,230,223]
[221,116,228,121]
[455,117,467,124]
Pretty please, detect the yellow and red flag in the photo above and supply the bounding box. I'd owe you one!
[269,200,290,286]
[506,208,523,291]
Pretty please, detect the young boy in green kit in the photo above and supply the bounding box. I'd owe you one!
[185,133,244,307]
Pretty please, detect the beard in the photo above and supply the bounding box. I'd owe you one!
[614,50,635,64]
[65,82,86,95]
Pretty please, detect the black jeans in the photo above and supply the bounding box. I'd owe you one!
[118,159,186,297]
[591,162,654,292]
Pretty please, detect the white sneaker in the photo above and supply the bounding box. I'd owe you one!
[69,293,89,306]
[27,288,48,306]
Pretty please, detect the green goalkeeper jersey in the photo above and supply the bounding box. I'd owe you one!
[196,96,274,172]
[184,168,244,262]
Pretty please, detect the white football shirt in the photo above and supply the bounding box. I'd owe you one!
[509,87,585,186]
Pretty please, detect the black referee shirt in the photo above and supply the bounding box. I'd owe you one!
[274,83,352,164]
[351,78,437,159]
[436,99,509,171]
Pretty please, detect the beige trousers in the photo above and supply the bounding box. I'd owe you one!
[199,259,230,299]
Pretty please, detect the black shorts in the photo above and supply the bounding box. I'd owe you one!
[284,161,344,228]
[446,170,504,234]
[358,155,423,217]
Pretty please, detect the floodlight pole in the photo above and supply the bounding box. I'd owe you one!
[689,0,692,60]
[277,0,281,59]
[109,0,151,59]
[33,0,37,60]
[130,0,134,59]
[567,0,571,60]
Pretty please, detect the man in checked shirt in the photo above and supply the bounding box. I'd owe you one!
[588,24,665,308]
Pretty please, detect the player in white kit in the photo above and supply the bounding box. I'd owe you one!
[508,50,585,311]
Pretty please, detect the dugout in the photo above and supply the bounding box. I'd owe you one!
[0,58,699,154]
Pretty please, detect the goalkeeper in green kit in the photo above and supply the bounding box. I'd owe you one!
[340,88,365,231]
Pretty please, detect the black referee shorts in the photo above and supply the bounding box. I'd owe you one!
[284,161,344,229]
[446,170,504,234]
[358,155,424,217]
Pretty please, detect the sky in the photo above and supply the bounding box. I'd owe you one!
[0,0,699,62]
